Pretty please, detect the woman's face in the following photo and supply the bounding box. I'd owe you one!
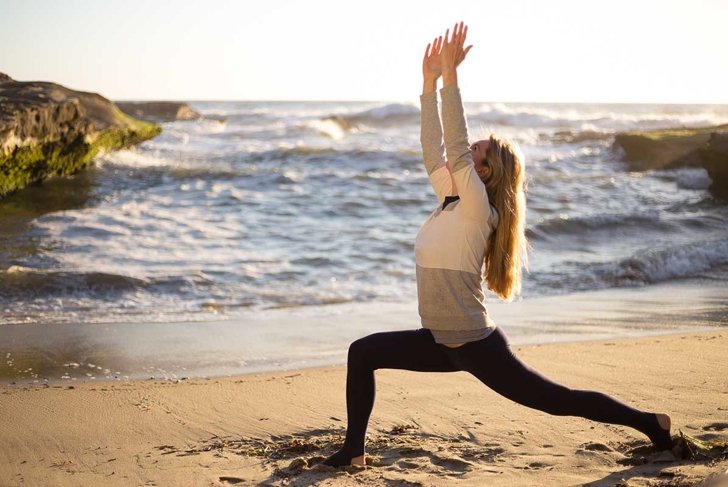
[470,139,491,182]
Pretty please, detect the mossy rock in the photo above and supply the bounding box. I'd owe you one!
[614,124,728,197]
[613,124,728,171]
[0,73,162,198]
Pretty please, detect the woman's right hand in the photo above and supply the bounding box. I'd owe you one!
[422,35,444,83]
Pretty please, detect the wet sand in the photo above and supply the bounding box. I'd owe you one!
[1,278,726,384]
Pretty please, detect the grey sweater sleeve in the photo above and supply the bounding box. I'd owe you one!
[440,84,492,221]
[440,84,472,173]
[419,91,446,175]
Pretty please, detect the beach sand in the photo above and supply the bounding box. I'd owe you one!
[1,329,727,486]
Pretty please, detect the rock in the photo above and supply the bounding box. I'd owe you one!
[613,124,728,197]
[115,101,202,122]
[0,73,161,198]
[699,133,728,197]
[613,124,728,170]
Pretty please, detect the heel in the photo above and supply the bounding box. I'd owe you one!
[321,449,365,468]
[648,413,673,451]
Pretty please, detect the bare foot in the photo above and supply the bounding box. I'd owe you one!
[650,412,674,452]
[320,450,365,468]
[656,413,671,431]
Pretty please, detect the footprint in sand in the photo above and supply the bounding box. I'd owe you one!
[375,447,431,467]
[378,448,474,475]
[428,454,474,472]
[703,422,728,431]
[394,459,422,469]
[218,477,245,485]
[579,442,614,452]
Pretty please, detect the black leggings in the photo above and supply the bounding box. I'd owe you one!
[325,326,670,464]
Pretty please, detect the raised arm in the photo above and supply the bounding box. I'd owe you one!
[420,36,452,202]
[439,22,491,221]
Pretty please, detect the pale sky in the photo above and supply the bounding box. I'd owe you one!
[2,0,726,103]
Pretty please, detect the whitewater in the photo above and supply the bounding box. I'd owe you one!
[1,100,727,325]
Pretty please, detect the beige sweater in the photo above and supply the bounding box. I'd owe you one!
[415,84,499,345]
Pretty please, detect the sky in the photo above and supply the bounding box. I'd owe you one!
[1,0,727,103]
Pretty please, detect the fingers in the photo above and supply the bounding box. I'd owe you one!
[441,22,467,46]
[425,35,446,54]
[430,22,468,64]
[424,37,445,63]
[454,21,466,45]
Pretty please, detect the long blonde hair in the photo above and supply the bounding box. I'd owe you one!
[483,135,529,301]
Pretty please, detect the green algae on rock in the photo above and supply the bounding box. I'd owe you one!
[613,124,728,197]
[0,73,161,199]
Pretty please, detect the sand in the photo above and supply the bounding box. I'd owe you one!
[1,329,727,486]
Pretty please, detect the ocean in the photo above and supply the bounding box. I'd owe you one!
[1,100,728,326]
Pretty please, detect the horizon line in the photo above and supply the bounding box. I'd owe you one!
[111,97,728,106]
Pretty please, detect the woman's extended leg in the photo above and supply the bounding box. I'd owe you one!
[451,327,673,451]
[322,328,460,467]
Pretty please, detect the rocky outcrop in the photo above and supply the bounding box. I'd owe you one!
[0,73,161,198]
[115,101,202,122]
[614,124,728,197]
[699,133,728,197]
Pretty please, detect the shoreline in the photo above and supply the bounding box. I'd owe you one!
[1,277,726,385]
[1,329,727,486]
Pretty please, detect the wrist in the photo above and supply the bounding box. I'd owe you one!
[422,77,438,94]
[442,69,458,88]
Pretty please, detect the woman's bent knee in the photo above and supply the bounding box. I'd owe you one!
[348,335,376,365]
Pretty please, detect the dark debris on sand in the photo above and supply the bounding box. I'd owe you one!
[153,423,484,479]
[153,424,728,483]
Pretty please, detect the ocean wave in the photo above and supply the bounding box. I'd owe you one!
[322,103,420,131]
[658,167,714,191]
[0,266,148,298]
[164,117,227,136]
[533,238,728,292]
[246,146,417,167]
[470,102,728,130]
[306,118,348,139]
[548,129,616,143]
[100,146,417,183]
[0,267,214,299]
[97,149,174,169]
[528,210,671,241]
[589,238,728,285]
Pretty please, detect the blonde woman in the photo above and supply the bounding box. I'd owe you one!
[321,22,673,468]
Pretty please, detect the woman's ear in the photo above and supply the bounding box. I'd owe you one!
[480,165,492,182]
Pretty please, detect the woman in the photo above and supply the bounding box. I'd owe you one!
[321,21,673,468]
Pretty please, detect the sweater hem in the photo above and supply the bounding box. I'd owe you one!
[426,326,497,345]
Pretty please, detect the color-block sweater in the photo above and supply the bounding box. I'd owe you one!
[415,84,499,345]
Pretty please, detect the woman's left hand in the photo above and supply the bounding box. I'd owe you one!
[441,21,472,82]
